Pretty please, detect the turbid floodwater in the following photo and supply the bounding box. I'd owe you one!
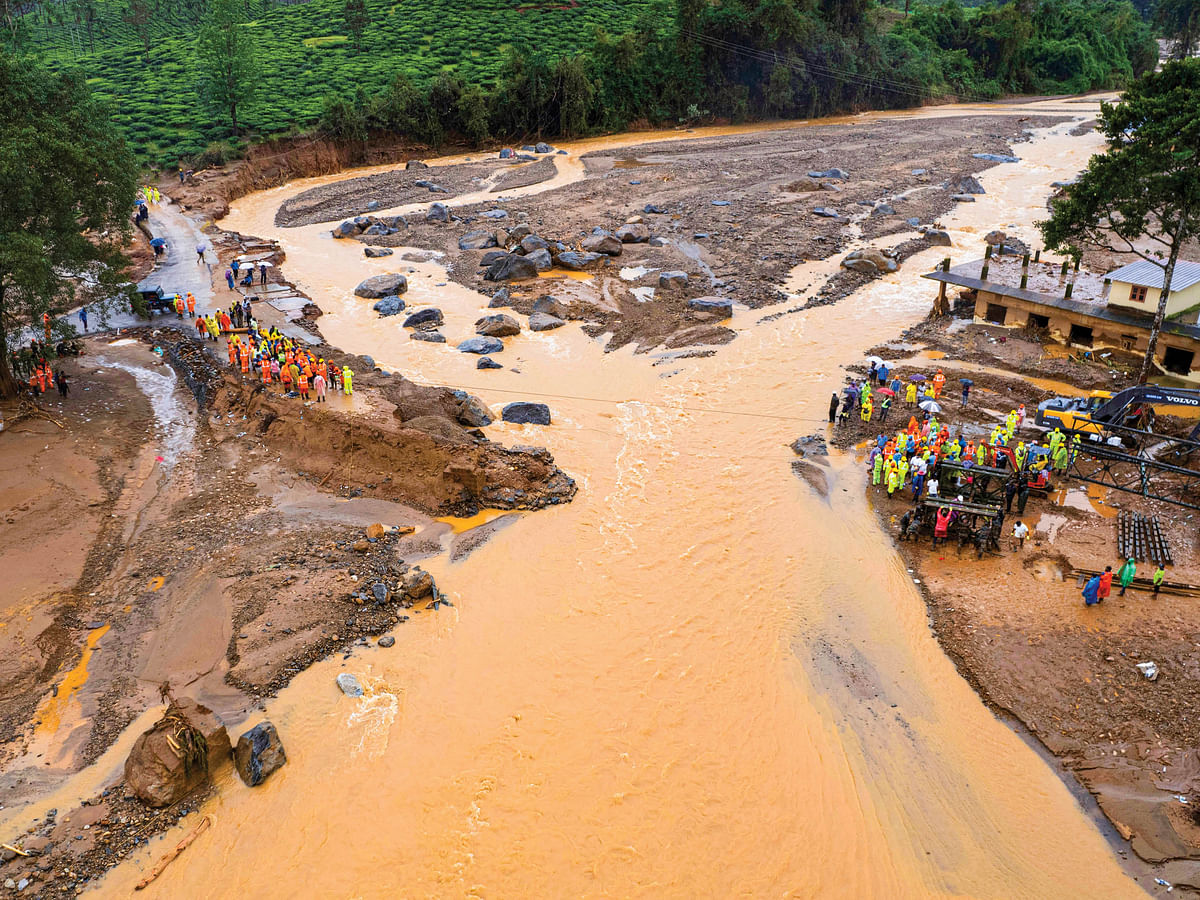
[94,99,1152,897]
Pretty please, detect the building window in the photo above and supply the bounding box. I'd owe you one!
[1120,334,1137,351]
[985,303,1007,324]
[1129,285,1149,303]
[1163,347,1195,375]
[1028,314,1050,331]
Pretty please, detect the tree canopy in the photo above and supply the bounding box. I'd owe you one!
[1040,59,1200,383]
[196,0,258,133]
[0,51,137,397]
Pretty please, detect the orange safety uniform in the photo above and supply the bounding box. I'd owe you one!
[174,294,185,315]
[298,373,308,395]
[186,293,195,315]
[227,340,238,366]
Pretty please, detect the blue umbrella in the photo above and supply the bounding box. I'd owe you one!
[960,378,974,386]
[150,237,167,248]
[909,374,925,382]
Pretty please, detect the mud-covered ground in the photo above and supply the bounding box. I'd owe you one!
[313,115,1063,352]
[825,314,1200,890]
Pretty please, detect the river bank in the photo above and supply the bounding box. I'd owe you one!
[1,98,1175,897]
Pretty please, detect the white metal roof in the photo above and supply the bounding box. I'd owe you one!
[1106,259,1200,292]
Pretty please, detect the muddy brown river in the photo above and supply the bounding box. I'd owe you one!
[93,99,1151,897]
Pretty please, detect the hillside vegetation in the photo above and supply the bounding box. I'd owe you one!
[5,0,1158,165]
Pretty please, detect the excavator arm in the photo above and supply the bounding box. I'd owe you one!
[1090,386,1200,424]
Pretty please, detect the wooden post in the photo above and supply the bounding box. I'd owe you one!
[1065,282,1074,299]
[1073,257,1080,272]
[984,245,993,259]
[943,257,951,272]
[981,263,990,280]
[1020,272,1028,289]
[1060,260,1069,276]
[1034,249,1041,263]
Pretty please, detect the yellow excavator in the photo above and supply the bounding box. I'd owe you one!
[1036,386,1200,436]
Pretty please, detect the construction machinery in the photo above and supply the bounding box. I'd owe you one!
[1036,385,1200,436]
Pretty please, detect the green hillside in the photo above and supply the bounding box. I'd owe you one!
[15,0,662,163]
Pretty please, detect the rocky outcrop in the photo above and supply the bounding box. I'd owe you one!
[355,273,408,298]
[455,392,493,427]
[520,235,549,253]
[687,297,734,317]
[525,248,553,271]
[234,722,287,787]
[952,175,985,195]
[532,295,565,317]
[475,314,521,337]
[985,230,1007,246]
[840,249,899,275]
[502,402,552,425]
[923,229,953,246]
[125,699,232,808]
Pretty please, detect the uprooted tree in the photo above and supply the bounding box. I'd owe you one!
[1040,59,1200,385]
[0,52,137,399]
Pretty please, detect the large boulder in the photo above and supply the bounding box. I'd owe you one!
[520,235,550,254]
[406,159,428,169]
[841,249,898,274]
[923,229,953,246]
[426,202,449,223]
[458,336,504,354]
[581,232,622,256]
[985,230,1007,246]
[364,246,394,258]
[477,356,503,370]
[456,393,493,427]
[555,251,602,270]
[687,297,733,317]
[476,314,521,337]
[234,722,287,787]
[403,308,444,328]
[616,223,650,243]
[525,248,553,271]
[485,253,538,282]
[333,220,360,239]
[372,295,406,317]
[488,286,512,308]
[659,271,688,289]
[458,229,497,250]
[125,698,232,808]
[528,312,565,332]
[532,295,565,317]
[480,250,508,268]
[502,402,552,425]
[355,273,408,298]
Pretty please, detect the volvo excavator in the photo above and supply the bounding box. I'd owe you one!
[1036,385,1200,439]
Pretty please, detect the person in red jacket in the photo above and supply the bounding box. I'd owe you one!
[1097,565,1114,603]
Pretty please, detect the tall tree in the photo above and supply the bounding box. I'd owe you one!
[196,0,258,133]
[342,0,368,50]
[1157,0,1200,61]
[0,53,137,398]
[1041,60,1200,384]
[123,0,152,60]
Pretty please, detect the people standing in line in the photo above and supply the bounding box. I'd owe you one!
[314,372,327,402]
[1098,565,1114,602]
[1083,573,1102,606]
[342,365,354,396]
[186,292,195,318]
[1117,558,1137,596]
[1153,564,1166,595]
[78,306,88,332]
[828,392,839,424]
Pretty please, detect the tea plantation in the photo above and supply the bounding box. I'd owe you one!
[20,0,662,163]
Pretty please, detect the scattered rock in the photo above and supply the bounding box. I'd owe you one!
[502,402,552,425]
[480,249,508,268]
[950,194,976,203]
[984,230,1007,246]
[406,159,428,169]
[923,229,953,246]
[456,394,494,427]
[528,312,566,332]
[973,152,1020,163]
[378,636,396,647]
[403,308,444,328]
[520,234,550,253]
[871,203,895,217]
[953,174,986,195]
[554,251,603,270]
[533,294,565,317]
[535,142,553,154]
[525,248,553,271]
[410,330,446,343]
[354,273,408,298]
[711,199,731,206]
[808,168,849,179]
[659,271,689,289]
[687,297,734,317]
[364,246,394,258]
[615,223,650,243]
[812,206,840,218]
[488,286,511,308]
[841,249,899,274]
[458,229,497,250]
[400,569,435,601]
[643,203,667,214]
[234,722,287,787]
[477,356,503,370]
[426,203,449,224]
[481,209,509,220]
[365,523,386,540]
[911,168,927,176]
[485,253,538,282]
[906,217,921,227]
[475,314,521,338]
[332,221,359,239]
[791,434,829,460]
[372,296,406,317]
[125,699,232,808]
[352,539,370,552]
[458,336,504,355]
[581,232,623,256]
[336,673,364,697]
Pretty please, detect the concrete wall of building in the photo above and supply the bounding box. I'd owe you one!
[1108,279,1200,318]
[971,290,1200,382]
